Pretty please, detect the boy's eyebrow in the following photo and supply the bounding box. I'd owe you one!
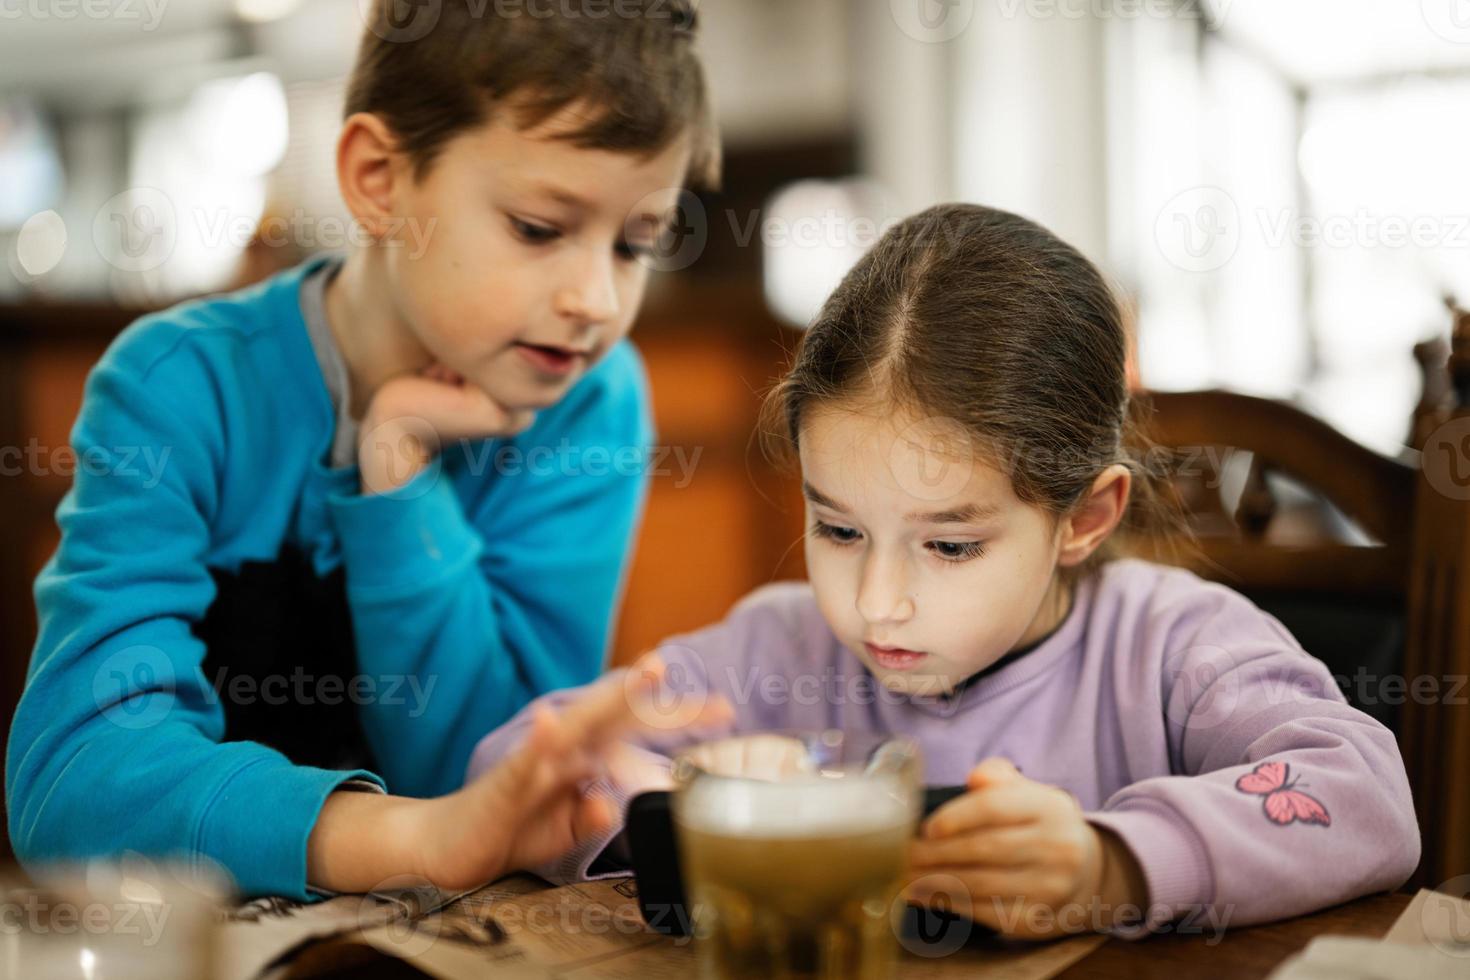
[802,481,1002,524]
[530,183,591,210]
[527,181,669,231]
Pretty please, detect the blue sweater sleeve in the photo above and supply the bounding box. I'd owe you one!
[324,341,656,798]
[5,331,385,901]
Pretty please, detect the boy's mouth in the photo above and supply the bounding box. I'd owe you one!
[864,643,928,671]
[514,341,588,377]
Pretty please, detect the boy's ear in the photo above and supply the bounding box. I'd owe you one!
[1056,464,1132,568]
[336,112,408,239]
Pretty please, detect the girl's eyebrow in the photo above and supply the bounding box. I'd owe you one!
[802,480,847,512]
[802,480,1001,524]
[908,502,1002,524]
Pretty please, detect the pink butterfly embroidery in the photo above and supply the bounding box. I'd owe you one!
[1234,761,1331,827]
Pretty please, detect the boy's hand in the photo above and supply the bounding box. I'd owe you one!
[408,657,732,892]
[358,364,537,495]
[905,758,1146,940]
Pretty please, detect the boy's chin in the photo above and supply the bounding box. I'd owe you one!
[480,375,576,412]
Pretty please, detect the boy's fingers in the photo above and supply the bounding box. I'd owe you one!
[572,794,614,841]
[481,715,583,817]
[923,784,1042,838]
[501,409,537,435]
[550,678,636,749]
[544,655,737,763]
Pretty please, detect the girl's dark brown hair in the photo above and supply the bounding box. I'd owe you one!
[345,0,719,189]
[761,203,1196,591]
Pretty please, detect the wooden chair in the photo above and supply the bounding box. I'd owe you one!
[1127,304,1470,889]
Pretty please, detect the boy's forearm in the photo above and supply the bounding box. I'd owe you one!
[307,790,435,894]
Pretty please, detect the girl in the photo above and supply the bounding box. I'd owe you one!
[467,204,1419,938]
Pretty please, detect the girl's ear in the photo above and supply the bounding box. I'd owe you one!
[1056,465,1132,567]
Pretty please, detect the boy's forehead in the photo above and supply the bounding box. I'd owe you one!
[447,105,691,217]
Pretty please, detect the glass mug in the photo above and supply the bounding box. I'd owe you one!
[0,858,229,980]
[671,729,922,980]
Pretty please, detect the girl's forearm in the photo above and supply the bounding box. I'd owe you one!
[1092,826,1149,928]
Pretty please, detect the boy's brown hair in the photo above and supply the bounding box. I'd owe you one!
[346,0,719,190]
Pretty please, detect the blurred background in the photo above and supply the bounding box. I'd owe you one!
[2,0,1469,848]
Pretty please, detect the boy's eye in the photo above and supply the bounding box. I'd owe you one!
[616,240,655,262]
[811,521,861,545]
[928,540,987,562]
[509,216,560,244]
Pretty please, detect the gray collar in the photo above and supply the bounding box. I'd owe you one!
[298,254,358,469]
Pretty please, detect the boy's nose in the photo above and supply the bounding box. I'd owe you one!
[554,252,620,327]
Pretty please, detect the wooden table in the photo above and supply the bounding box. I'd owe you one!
[276,883,1417,979]
[1055,891,1413,978]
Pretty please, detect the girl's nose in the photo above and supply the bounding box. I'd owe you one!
[855,555,916,624]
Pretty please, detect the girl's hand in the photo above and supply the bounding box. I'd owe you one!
[358,363,537,495]
[905,758,1147,940]
[680,733,813,781]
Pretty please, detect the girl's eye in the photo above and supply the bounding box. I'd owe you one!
[510,216,560,245]
[811,521,861,545]
[928,540,987,562]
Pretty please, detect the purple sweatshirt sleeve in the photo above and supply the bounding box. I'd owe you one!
[464,584,816,884]
[1085,584,1420,933]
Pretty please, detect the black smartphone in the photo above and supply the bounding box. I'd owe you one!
[624,785,975,939]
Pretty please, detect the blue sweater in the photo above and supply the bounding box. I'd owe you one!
[6,255,655,899]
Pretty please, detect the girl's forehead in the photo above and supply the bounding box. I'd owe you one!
[799,405,1017,513]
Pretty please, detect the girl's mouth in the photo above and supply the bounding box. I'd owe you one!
[864,643,928,671]
[515,342,586,377]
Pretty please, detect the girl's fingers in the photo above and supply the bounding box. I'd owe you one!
[922,783,1044,838]
[967,757,1023,790]
[909,826,1044,869]
[906,867,1038,910]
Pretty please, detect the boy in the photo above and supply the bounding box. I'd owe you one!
[6,0,718,899]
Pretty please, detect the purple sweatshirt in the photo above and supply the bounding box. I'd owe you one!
[467,558,1419,929]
